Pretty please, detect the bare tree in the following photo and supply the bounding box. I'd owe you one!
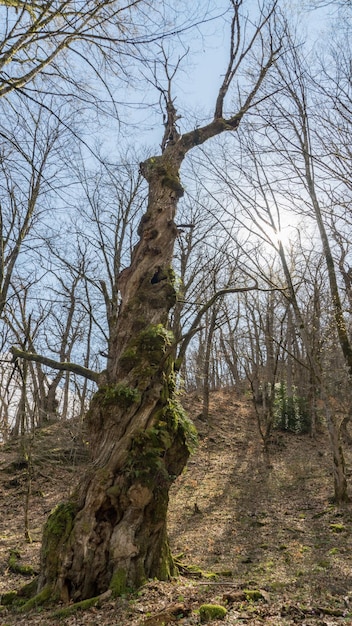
[0,98,66,320]
[0,0,181,99]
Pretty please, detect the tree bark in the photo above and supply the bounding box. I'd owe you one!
[37,144,195,601]
[201,306,218,422]
[37,128,256,601]
[28,4,283,601]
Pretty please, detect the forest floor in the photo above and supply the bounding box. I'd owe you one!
[1,390,352,625]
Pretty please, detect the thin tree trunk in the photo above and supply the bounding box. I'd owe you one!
[278,241,348,502]
[274,57,351,499]
[202,306,218,421]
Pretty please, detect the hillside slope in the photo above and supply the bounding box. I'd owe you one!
[1,390,352,625]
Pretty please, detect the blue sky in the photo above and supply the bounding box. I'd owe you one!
[121,1,332,152]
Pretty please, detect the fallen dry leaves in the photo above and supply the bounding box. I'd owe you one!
[1,390,352,625]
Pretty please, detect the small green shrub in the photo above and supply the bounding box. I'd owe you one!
[330,523,346,533]
[199,604,227,622]
[244,589,265,601]
[274,382,310,434]
[8,550,35,576]
[1,591,18,606]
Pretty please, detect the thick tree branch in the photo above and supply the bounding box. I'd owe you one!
[179,37,282,153]
[10,347,100,383]
[214,0,280,119]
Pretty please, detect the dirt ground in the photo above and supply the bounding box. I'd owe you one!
[1,389,352,625]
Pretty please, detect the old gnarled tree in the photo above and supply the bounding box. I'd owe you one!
[14,1,283,603]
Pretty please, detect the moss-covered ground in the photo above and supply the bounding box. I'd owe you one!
[1,390,352,624]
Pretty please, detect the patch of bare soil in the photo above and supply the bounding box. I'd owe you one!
[1,390,352,625]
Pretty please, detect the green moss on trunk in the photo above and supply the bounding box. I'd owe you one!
[38,313,193,600]
[126,396,197,487]
[117,323,175,378]
[18,585,52,612]
[40,502,77,586]
[97,383,141,407]
[110,568,128,597]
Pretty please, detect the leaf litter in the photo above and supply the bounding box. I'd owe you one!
[0,390,352,624]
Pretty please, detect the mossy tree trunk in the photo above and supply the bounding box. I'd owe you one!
[39,130,242,601]
[36,4,282,601]
[38,146,195,602]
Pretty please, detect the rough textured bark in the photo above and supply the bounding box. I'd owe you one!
[38,139,248,601]
[37,146,195,601]
[39,124,272,600]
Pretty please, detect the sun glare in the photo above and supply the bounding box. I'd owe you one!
[271,207,307,251]
[275,225,293,250]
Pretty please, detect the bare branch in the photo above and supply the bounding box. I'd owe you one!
[176,282,258,368]
[10,347,100,383]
